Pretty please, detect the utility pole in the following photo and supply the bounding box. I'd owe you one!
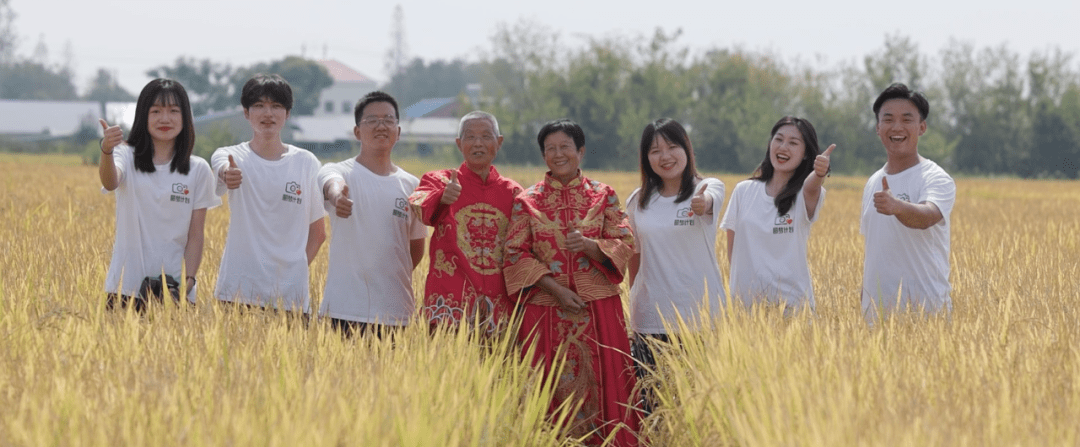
[384,4,408,77]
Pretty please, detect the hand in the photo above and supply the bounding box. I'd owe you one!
[223,154,243,189]
[873,176,900,215]
[554,287,585,313]
[814,144,835,178]
[99,119,124,154]
[440,170,461,205]
[690,182,711,217]
[564,224,589,253]
[332,183,353,218]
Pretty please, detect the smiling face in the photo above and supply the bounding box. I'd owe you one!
[648,135,688,185]
[146,98,184,146]
[244,96,290,138]
[456,117,502,172]
[543,130,583,184]
[769,124,807,174]
[354,101,400,152]
[876,98,926,161]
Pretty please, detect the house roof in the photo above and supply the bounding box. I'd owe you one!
[317,59,374,83]
[403,97,457,119]
[0,100,102,136]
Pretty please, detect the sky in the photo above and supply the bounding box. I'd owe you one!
[8,0,1080,96]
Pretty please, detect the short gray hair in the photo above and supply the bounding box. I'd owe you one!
[457,111,500,139]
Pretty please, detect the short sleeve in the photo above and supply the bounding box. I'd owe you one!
[191,157,222,210]
[625,188,641,254]
[719,182,742,231]
[317,162,345,214]
[701,177,725,225]
[306,156,329,224]
[920,167,956,227]
[210,147,231,197]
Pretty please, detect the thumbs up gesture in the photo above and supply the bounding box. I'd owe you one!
[440,169,461,205]
[332,183,353,218]
[690,182,711,217]
[873,176,899,215]
[223,154,243,189]
[565,222,587,253]
[99,119,124,154]
[814,144,835,178]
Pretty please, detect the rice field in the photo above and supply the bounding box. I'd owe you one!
[1,152,1079,446]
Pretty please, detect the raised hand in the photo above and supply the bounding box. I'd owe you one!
[873,176,900,215]
[223,154,243,189]
[332,183,353,218]
[814,144,835,178]
[565,222,586,253]
[690,182,711,217]
[440,170,462,205]
[99,119,124,154]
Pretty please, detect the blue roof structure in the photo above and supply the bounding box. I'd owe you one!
[403,97,456,119]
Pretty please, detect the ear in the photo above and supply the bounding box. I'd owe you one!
[243,108,250,120]
[918,119,927,135]
[353,125,362,140]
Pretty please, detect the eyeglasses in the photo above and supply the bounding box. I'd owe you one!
[360,117,398,128]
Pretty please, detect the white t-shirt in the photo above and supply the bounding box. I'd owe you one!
[860,157,955,319]
[720,179,823,312]
[103,145,220,301]
[318,159,426,325]
[626,178,726,334]
[211,142,326,311]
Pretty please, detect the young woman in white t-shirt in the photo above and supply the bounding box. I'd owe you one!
[626,118,726,413]
[99,79,219,311]
[719,116,834,315]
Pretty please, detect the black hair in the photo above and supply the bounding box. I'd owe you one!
[128,79,195,174]
[637,118,701,209]
[241,74,293,112]
[536,118,585,156]
[354,90,400,125]
[750,116,822,216]
[872,82,930,122]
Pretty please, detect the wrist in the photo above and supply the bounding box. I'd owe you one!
[100,139,113,155]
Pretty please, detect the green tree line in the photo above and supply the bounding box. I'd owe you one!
[469,22,1080,179]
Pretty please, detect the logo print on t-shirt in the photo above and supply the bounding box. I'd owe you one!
[674,207,695,226]
[897,193,911,202]
[170,183,191,203]
[773,213,793,234]
[392,198,409,219]
[282,181,303,204]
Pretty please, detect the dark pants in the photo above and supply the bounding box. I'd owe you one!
[330,318,401,340]
[631,332,671,416]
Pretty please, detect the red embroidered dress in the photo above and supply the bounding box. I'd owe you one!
[408,163,522,334]
[504,172,639,445]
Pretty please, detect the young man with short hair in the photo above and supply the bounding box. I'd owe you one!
[211,74,327,311]
[318,91,425,335]
[861,82,957,322]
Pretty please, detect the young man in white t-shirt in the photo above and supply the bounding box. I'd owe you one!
[319,91,426,336]
[861,83,957,323]
[211,74,327,312]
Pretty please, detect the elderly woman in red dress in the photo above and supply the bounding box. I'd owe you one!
[503,119,639,445]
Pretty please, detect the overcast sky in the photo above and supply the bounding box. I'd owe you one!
[9,0,1080,96]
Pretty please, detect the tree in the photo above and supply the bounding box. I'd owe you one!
[233,56,333,115]
[0,59,77,100]
[84,68,135,103]
[0,0,16,64]
[383,57,476,112]
[147,57,235,116]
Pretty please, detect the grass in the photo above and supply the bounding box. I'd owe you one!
[1,153,1079,446]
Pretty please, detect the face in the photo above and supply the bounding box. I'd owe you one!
[244,96,290,137]
[876,98,926,159]
[543,131,583,183]
[456,118,502,171]
[769,124,807,174]
[147,98,184,144]
[647,135,688,182]
[353,101,400,151]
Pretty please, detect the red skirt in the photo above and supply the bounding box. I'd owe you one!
[518,295,640,446]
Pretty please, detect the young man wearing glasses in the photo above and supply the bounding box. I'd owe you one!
[212,74,327,312]
[318,91,426,336]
